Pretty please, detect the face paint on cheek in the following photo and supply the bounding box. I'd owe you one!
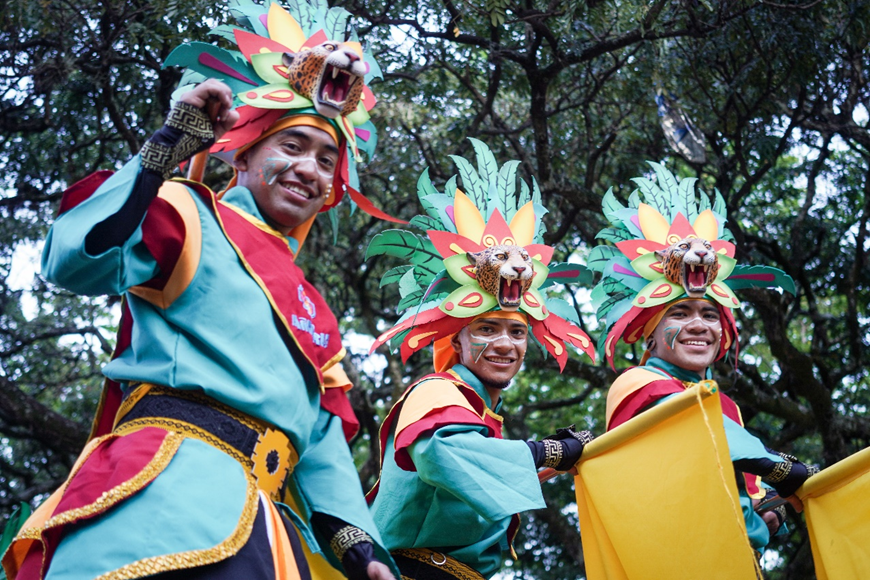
[469,341,488,363]
[663,326,681,350]
[262,157,292,185]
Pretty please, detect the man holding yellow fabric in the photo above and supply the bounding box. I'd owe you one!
[365,142,596,579]
[589,162,816,551]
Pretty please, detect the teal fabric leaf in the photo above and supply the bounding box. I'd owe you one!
[602,187,625,225]
[163,43,259,96]
[366,230,422,260]
[531,176,542,206]
[546,297,582,325]
[397,289,425,311]
[379,265,412,288]
[649,161,679,216]
[286,0,314,35]
[726,265,796,294]
[420,194,456,233]
[364,50,384,82]
[628,189,641,209]
[450,155,486,209]
[409,215,447,232]
[595,227,635,243]
[518,179,531,206]
[632,177,669,218]
[208,25,245,43]
[539,262,594,289]
[229,3,269,37]
[677,176,698,223]
[700,190,711,212]
[713,188,727,217]
[469,138,498,191]
[410,238,445,282]
[398,268,421,297]
[496,160,521,222]
[587,245,621,272]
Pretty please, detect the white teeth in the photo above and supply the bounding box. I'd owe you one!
[332,67,339,79]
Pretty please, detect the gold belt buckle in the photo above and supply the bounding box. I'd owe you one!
[251,427,293,500]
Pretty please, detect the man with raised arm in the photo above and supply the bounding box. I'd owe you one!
[589,163,817,552]
[2,2,398,579]
[365,142,596,579]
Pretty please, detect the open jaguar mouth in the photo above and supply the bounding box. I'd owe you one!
[498,277,524,310]
[318,65,362,112]
[683,263,714,296]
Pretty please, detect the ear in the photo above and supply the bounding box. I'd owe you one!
[466,251,482,264]
[282,52,296,67]
[450,330,463,354]
[233,151,249,173]
[654,249,665,262]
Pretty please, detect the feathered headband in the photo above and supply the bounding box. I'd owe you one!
[368,139,596,370]
[590,162,796,368]
[164,0,395,219]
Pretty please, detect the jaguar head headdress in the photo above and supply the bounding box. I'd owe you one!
[590,162,796,369]
[163,0,383,214]
[368,139,596,370]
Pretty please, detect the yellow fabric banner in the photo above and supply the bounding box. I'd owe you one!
[797,445,870,580]
[573,383,759,580]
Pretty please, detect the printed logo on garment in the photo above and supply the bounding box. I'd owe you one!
[298,284,317,319]
[293,285,329,347]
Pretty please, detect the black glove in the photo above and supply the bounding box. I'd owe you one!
[527,425,594,471]
[311,513,377,580]
[734,450,818,499]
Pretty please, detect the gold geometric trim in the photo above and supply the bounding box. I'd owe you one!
[114,418,253,470]
[93,453,260,579]
[392,548,484,580]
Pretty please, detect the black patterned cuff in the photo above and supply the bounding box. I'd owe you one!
[141,102,215,179]
[765,460,793,484]
[330,525,373,562]
[542,439,563,469]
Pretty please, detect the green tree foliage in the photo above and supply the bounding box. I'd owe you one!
[1,1,868,578]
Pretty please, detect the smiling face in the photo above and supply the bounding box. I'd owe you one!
[234,125,339,235]
[452,317,528,401]
[649,300,722,373]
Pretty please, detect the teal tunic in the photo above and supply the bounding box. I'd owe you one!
[370,365,545,579]
[39,155,393,577]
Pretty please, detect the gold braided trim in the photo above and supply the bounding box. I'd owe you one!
[542,439,563,469]
[93,453,260,579]
[165,102,214,140]
[766,460,793,484]
[44,432,183,530]
[329,525,372,561]
[114,417,253,470]
[392,549,484,580]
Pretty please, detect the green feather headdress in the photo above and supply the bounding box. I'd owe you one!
[368,139,596,370]
[590,162,796,368]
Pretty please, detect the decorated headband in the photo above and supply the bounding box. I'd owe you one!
[164,0,387,215]
[589,162,796,368]
[368,139,596,370]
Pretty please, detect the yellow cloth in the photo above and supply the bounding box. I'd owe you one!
[797,445,870,580]
[573,384,760,580]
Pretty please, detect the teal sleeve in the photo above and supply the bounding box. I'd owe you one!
[41,156,159,296]
[409,425,546,522]
[291,406,399,577]
[721,415,784,464]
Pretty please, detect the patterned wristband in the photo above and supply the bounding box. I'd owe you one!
[330,525,373,562]
[542,439,564,469]
[765,460,793,484]
[141,102,215,179]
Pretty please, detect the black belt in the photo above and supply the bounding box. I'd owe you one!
[392,549,484,580]
[113,384,298,501]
